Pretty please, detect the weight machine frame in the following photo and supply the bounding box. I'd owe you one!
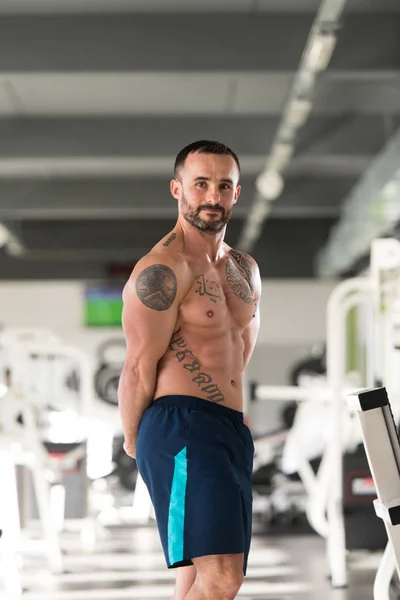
[252,238,400,589]
[0,330,93,595]
[347,387,400,600]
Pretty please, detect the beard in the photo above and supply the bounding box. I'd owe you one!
[181,193,232,234]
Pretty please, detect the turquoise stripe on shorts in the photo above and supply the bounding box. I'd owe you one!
[168,447,188,565]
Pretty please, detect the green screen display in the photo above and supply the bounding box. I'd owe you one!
[84,287,123,327]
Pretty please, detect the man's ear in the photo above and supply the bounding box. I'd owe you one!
[170,179,181,200]
[233,184,241,205]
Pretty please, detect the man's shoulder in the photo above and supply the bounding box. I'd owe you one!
[147,230,185,261]
[226,247,261,295]
[123,246,191,304]
[226,247,259,271]
[129,235,191,291]
[136,246,188,274]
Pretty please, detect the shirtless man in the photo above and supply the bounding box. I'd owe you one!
[118,140,261,600]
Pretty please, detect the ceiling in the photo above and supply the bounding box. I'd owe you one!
[0,0,399,279]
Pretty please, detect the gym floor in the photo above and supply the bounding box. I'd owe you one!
[18,521,388,600]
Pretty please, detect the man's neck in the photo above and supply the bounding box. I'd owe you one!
[176,220,227,263]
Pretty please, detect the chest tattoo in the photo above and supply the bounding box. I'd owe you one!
[225,250,253,305]
[195,274,222,303]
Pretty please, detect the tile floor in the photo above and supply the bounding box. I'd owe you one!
[7,520,397,599]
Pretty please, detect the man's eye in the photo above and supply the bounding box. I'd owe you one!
[197,182,207,188]
[220,184,231,190]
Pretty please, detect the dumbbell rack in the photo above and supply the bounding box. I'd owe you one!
[347,387,400,600]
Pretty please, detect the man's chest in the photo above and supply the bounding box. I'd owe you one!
[182,257,255,328]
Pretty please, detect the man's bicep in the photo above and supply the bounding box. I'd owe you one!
[135,262,178,312]
[122,263,181,364]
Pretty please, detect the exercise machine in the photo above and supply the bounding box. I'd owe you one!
[347,387,400,600]
[250,238,400,588]
[0,328,93,595]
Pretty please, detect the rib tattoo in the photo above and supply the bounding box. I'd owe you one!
[169,328,225,404]
[136,264,177,311]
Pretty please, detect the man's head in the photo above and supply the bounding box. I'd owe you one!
[171,140,241,235]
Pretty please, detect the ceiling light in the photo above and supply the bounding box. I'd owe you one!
[285,98,313,129]
[6,238,24,256]
[256,170,284,200]
[382,179,400,200]
[297,70,316,97]
[268,143,294,172]
[0,223,10,247]
[380,179,400,223]
[306,34,337,73]
[250,200,272,222]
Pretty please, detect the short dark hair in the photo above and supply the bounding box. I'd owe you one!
[174,140,241,180]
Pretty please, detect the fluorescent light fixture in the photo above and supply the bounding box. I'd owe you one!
[380,179,400,223]
[239,221,267,253]
[6,238,24,256]
[285,98,313,129]
[297,70,316,97]
[238,201,274,252]
[0,223,10,247]
[382,179,400,200]
[250,200,272,222]
[306,33,337,72]
[269,143,294,172]
[256,170,284,200]
[0,223,24,256]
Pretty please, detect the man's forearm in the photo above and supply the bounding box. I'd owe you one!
[118,364,156,455]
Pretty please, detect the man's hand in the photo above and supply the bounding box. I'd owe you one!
[123,441,136,459]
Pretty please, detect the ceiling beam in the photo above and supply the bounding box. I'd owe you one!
[0,216,336,280]
[0,0,399,15]
[0,14,398,72]
[0,175,352,220]
[316,126,400,277]
[0,153,372,180]
[0,115,392,159]
[0,116,275,157]
[0,178,255,220]
[1,71,399,119]
[297,114,400,156]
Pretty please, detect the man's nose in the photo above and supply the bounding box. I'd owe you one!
[206,186,221,203]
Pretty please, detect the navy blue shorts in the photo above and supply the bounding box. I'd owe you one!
[135,395,254,574]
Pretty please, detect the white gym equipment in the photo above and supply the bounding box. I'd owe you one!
[0,328,93,596]
[252,238,400,589]
[347,387,400,600]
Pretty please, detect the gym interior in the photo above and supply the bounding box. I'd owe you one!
[0,1,400,598]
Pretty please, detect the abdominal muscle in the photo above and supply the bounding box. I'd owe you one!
[153,324,245,412]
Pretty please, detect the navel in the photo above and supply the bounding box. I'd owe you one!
[207,310,214,318]
[231,380,237,388]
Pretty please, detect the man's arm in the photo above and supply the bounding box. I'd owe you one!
[242,306,260,372]
[242,260,261,372]
[118,253,191,457]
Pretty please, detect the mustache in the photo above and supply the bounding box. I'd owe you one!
[197,205,225,214]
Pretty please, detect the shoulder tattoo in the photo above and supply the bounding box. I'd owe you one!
[229,250,253,288]
[136,264,177,311]
[225,250,254,304]
[163,233,176,247]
